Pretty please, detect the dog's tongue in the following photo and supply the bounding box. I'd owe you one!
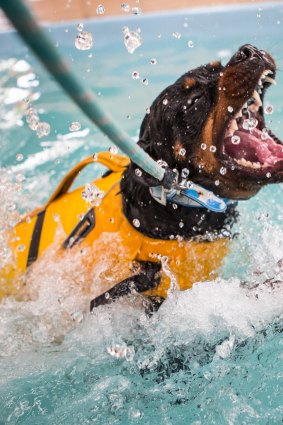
[224,128,283,165]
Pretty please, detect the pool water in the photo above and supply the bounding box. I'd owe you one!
[0,2,283,424]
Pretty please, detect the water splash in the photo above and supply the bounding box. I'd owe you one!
[69,121,81,132]
[81,183,104,206]
[123,27,142,54]
[75,28,94,50]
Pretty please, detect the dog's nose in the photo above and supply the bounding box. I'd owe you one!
[229,44,274,68]
[239,44,262,60]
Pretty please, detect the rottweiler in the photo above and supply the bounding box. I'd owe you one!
[2,45,283,309]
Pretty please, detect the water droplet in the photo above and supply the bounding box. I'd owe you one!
[243,117,258,131]
[183,22,188,28]
[132,71,140,79]
[16,153,24,162]
[179,148,186,156]
[215,179,220,186]
[210,145,216,152]
[110,217,115,223]
[242,120,249,130]
[172,203,178,210]
[265,104,273,115]
[179,222,184,228]
[172,32,181,39]
[201,143,207,150]
[121,3,130,12]
[133,218,140,228]
[88,53,93,58]
[227,106,233,113]
[261,128,269,140]
[135,168,142,177]
[75,31,94,50]
[69,121,81,132]
[187,40,194,48]
[231,135,240,145]
[36,122,50,138]
[126,114,131,119]
[123,26,142,54]
[146,107,150,114]
[107,343,134,359]
[109,146,118,155]
[142,78,148,86]
[82,183,104,206]
[181,168,189,178]
[52,214,60,222]
[163,98,168,105]
[26,216,32,223]
[76,23,84,32]
[26,107,39,130]
[71,310,84,323]
[105,292,110,299]
[17,244,25,252]
[16,173,25,183]
[150,58,157,65]
[132,6,141,15]
[220,166,227,175]
[96,4,105,14]
[128,407,142,419]
[92,153,98,161]
[266,172,271,178]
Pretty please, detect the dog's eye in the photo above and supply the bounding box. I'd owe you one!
[188,96,201,106]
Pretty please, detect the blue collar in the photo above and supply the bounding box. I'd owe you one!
[149,181,230,213]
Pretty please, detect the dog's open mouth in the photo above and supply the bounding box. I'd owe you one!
[221,70,283,173]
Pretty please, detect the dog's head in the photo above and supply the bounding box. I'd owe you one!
[138,44,283,200]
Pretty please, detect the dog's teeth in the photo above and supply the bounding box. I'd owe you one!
[264,76,276,85]
[252,90,262,106]
[226,118,238,137]
[235,158,262,169]
[263,69,273,76]
[249,104,260,113]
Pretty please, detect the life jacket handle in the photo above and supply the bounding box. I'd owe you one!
[46,152,130,207]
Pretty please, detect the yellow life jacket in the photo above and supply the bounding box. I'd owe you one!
[1,152,230,301]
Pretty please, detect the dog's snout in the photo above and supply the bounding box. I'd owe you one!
[233,44,262,63]
[227,44,275,70]
[240,45,255,59]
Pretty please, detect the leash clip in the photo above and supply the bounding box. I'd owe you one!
[150,179,228,213]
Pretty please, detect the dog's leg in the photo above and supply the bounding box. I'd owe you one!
[90,261,161,311]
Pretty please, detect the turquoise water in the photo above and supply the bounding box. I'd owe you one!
[0,2,283,424]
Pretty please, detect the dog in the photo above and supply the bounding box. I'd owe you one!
[2,44,283,310]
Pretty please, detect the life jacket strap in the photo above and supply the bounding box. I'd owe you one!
[62,208,95,249]
[46,152,129,206]
[26,208,46,267]
[90,261,161,310]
